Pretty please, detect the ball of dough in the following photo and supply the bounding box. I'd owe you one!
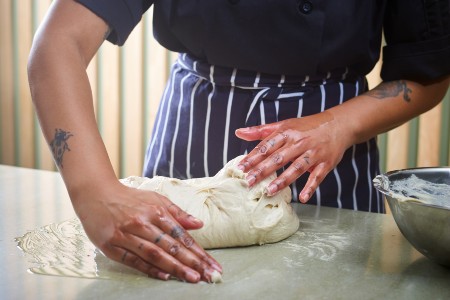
[121,155,300,249]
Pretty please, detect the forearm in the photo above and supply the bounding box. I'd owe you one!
[28,0,116,204]
[330,77,450,148]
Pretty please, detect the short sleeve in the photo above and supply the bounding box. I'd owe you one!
[76,0,153,46]
[381,0,450,81]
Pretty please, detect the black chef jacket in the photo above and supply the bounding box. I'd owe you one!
[76,0,450,81]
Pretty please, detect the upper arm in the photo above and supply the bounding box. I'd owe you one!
[30,0,109,68]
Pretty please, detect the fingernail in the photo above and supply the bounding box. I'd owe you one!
[204,268,221,283]
[237,127,251,133]
[211,262,223,273]
[158,272,170,281]
[300,192,310,203]
[205,257,222,273]
[246,175,256,187]
[188,214,203,225]
[186,270,200,283]
[266,184,278,196]
[237,164,245,171]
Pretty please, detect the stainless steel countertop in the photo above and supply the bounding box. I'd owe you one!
[1,165,450,300]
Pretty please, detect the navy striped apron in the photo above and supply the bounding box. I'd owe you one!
[143,53,384,213]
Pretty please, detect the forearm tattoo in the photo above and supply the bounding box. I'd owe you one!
[49,128,73,168]
[366,80,412,102]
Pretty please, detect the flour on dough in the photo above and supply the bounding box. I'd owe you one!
[121,155,300,249]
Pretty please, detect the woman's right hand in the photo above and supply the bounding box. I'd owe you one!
[72,181,222,283]
[28,0,221,283]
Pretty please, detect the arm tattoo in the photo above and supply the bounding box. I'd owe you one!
[50,128,73,168]
[366,80,412,102]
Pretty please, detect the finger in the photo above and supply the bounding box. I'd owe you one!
[154,215,222,275]
[238,131,289,174]
[266,156,311,196]
[118,249,171,281]
[164,204,222,272]
[235,123,279,141]
[253,132,289,156]
[109,201,221,282]
[122,232,209,283]
[245,150,288,187]
[102,246,178,282]
[244,136,298,188]
[166,202,204,230]
[299,164,327,203]
[133,227,219,283]
[112,224,217,283]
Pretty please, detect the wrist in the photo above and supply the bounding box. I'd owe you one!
[320,109,359,150]
[64,169,119,203]
[68,175,124,220]
[328,95,384,146]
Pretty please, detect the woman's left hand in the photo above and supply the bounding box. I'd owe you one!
[236,77,450,203]
[235,111,352,203]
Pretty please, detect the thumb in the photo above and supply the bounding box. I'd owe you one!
[235,123,278,141]
[167,204,204,230]
[178,214,204,230]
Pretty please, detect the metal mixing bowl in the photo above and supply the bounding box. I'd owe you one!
[373,167,450,268]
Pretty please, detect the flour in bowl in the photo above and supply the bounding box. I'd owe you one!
[389,174,450,209]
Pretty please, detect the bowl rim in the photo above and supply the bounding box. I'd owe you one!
[375,167,450,212]
[383,166,450,175]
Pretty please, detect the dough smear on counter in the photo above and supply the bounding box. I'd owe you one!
[121,155,300,249]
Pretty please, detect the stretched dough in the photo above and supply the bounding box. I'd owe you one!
[121,155,300,249]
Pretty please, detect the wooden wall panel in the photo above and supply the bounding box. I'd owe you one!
[386,123,411,171]
[96,44,121,175]
[417,103,442,167]
[0,0,15,165]
[440,89,450,167]
[143,14,170,152]
[33,0,56,171]
[119,23,144,178]
[16,1,35,168]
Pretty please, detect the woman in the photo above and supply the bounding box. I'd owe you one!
[28,0,450,283]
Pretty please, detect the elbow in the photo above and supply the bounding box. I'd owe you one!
[427,75,450,105]
[27,38,44,104]
[27,26,50,89]
[27,42,41,91]
[410,75,450,107]
[27,36,50,105]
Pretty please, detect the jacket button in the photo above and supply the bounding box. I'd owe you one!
[298,0,313,14]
